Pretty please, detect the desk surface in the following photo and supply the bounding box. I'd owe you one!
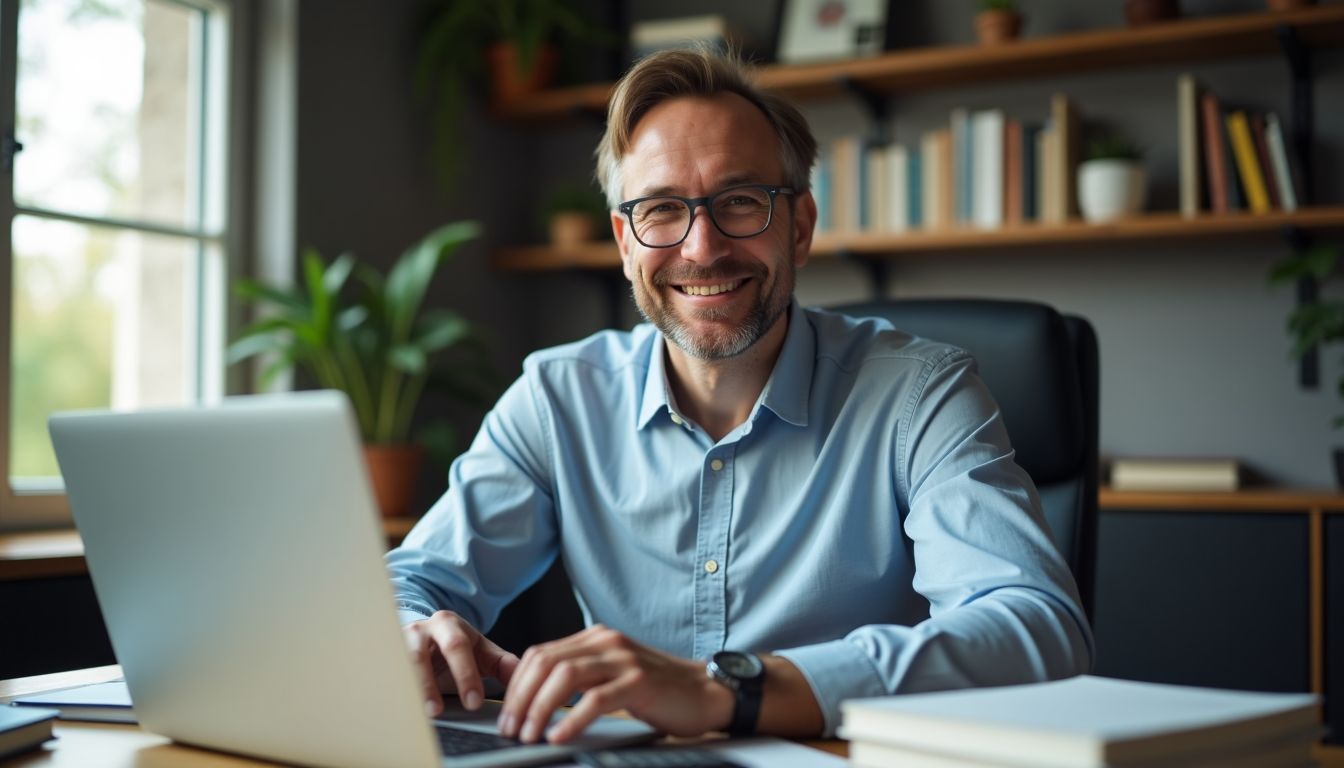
[1,666,846,766]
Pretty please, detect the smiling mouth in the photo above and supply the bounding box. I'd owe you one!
[675,279,745,296]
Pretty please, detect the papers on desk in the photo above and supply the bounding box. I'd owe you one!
[839,675,1320,768]
[9,679,136,724]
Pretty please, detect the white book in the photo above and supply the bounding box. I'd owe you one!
[921,130,947,230]
[849,729,1320,768]
[885,144,910,233]
[865,146,887,231]
[1110,457,1240,492]
[1264,113,1298,212]
[839,676,1318,768]
[971,110,1005,230]
[1177,74,1200,218]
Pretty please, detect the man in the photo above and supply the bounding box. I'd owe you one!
[387,47,1092,746]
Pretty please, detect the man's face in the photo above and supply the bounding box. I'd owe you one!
[611,93,814,361]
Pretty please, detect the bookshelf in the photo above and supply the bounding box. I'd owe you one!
[489,6,1344,278]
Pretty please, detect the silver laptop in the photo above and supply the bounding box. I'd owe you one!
[49,390,655,768]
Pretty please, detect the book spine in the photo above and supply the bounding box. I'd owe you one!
[1249,112,1280,209]
[1264,113,1299,212]
[952,108,973,226]
[1177,74,1200,217]
[885,144,909,232]
[907,148,923,230]
[1200,91,1229,214]
[1004,118,1024,225]
[972,109,1005,229]
[865,143,886,231]
[1051,94,1080,219]
[1226,110,1270,213]
[1022,123,1040,221]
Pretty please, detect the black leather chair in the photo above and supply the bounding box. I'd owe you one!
[830,299,1099,622]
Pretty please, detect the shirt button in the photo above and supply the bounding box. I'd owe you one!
[710,459,724,471]
[704,559,719,574]
[670,413,684,425]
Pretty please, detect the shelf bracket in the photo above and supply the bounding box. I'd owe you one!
[836,76,891,144]
[1277,26,1320,390]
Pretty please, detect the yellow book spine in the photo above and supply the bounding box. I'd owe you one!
[1225,111,1270,213]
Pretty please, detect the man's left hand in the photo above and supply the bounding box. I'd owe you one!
[496,624,734,743]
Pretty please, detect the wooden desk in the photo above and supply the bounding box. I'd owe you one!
[1,666,846,766]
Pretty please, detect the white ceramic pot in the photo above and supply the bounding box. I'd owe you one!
[1077,160,1146,223]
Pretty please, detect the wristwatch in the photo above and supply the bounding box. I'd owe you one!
[706,650,765,736]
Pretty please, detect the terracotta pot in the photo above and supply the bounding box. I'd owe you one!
[363,443,424,519]
[1124,0,1180,25]
[975,10,1022,45]
[1266,0,1314,10]
[487,42,558,106]
[548,212,597,248]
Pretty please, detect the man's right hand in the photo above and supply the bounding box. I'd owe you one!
[403,610,521,716]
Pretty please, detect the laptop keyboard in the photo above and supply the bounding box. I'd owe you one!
[434,724,526,756]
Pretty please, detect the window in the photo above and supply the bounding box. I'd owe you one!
[0,0,234,527]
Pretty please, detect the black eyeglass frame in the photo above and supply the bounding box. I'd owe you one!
[617,184,796,249]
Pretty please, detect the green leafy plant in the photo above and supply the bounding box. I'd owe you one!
[978,0,1019,12]
[1085,134,1143,162]
[1269,243,1344,426]
[227,221,494,447]
[415,0,611,183]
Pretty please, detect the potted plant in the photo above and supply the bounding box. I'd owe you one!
[540,182,609,248]
[227,221,493,518]
[1078,134,1147,223]
[416,0,611,182]
[1269,243,1344,485]
[975,0,1023,45]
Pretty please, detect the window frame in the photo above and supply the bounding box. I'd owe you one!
[0,0,253,530]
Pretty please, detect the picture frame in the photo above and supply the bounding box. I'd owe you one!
[776,0,890,65]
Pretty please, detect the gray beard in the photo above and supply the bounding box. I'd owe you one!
[631,261,794,360]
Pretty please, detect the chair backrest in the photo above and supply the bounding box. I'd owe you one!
[830,298,1099,622]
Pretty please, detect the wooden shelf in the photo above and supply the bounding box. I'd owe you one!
[1101,487,1344,512]
[497,6,1344,121]
[491,205,1344,272]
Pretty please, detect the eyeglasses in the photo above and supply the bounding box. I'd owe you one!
[617,184,796,249]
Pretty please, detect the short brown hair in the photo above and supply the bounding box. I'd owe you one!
[595,46,818,208]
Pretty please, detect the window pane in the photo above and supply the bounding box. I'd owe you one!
[10,216,202,481]
[15,0,202,229]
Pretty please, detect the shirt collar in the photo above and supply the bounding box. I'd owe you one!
[635,301,815,431]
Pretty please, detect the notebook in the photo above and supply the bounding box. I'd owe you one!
[48,391,655,768]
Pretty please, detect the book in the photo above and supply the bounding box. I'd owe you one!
[629,15,749,59]
[865,143,888,231]
[921,128,953,230]
[951,108,973,225]
[9,680,137,724]
[849,728,1320,768]
[1249,112,1280,209]
[1049,93,1081,220]
[1038,124,1060,223]
[1004,118,1024,225]
[1263,112,1299,212]
[839,676,1319,768]
[1199,91,1229,214]
[1225,110,1269,213]
[883,143,909,232]
[971,109,1005,230]
[1177,74,1200,217]
[1022,122,1041,222]
[0,706,57,760]
[1109,457,1240,492]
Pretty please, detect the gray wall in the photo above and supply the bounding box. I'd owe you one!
[291,0,1343,492]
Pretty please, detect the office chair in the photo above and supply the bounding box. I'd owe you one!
[830,299,1099,623]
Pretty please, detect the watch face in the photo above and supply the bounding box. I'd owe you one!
[714,651,763,679]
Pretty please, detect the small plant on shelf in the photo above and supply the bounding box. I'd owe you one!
[540,182,610,247]
[1078,133,1146,223]
[976,0,1023,44]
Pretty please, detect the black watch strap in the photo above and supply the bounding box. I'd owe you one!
[707,651,765,736]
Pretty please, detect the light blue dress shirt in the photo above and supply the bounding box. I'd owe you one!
[387,302,1093,735]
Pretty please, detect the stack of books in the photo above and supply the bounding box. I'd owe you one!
[840,676,1320,768]
[1109,457,1241,492]
[629,15,750,60]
